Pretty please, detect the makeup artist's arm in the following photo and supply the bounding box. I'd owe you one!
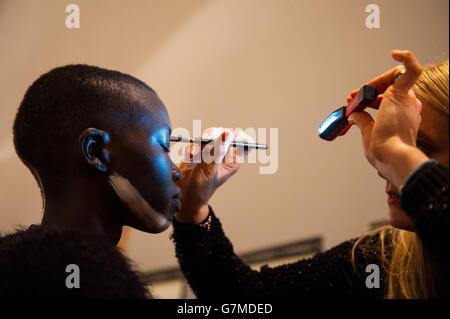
[348,50,428,190]
[172,128,385,298]
[349,50,449,289]
[173,206,386,298]
[175,127,240,225]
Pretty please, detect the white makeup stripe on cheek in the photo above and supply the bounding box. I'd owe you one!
[109,172,168,231]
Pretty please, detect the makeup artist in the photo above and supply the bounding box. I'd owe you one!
[172,50,449,299]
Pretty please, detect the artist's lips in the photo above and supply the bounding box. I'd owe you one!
[387,192,401,207]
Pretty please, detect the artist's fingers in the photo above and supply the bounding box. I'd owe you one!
[365,66,405,94]
[201,127,224,140]
[348,111,375,153]
[366,94,384,109]
[345,65,407,104]
[176,162,194,187]
[346,90,359,103]
[200,128,234,165]
[391,50,423,92]
[211,130,234,164]
[200,127,223,163]
[346,92,384,110]
[177,165,191,186]
[182,142,201,168]
[346,68,399,103]
[200,127,242,164]
[226,129,255,163]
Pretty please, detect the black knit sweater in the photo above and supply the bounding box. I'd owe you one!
[0,226,149,299]
[172,161,449,299]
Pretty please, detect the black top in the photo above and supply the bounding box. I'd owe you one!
[172,161,449,299]
[0,225,149,299]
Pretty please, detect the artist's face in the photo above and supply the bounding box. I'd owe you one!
[109,89,182,233]
[386,103,448,231]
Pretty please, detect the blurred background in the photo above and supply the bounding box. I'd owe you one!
[0,0,448,297]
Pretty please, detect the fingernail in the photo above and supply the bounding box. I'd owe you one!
[217,131,226,142]
[348,116,355,125]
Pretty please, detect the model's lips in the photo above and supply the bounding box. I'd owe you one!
[171,191,182,213]
[387,192,401,207]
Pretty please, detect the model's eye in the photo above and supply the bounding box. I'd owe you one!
[161,143,171,152]
[156,131,172,152]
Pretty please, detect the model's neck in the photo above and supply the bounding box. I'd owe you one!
[41,180,123,246]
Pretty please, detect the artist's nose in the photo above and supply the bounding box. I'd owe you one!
[172,168,182,182]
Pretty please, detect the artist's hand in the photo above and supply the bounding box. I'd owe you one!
[175,127,251,224]
[347,50,429,189]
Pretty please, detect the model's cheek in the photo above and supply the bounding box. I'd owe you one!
[149,153,174,199]
[152,153,171,177]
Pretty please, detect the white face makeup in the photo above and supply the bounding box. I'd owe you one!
[108,172,171,233]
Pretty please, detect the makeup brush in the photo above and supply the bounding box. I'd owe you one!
[170,136,268,150]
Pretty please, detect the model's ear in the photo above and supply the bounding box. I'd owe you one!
[79,128,111,172]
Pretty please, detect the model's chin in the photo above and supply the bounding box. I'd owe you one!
[149,217,172,233]
[123,210,173,234]
[142,213,173,234]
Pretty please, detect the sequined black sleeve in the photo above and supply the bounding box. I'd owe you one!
[172,210,386,299]
[172,162,448,299]
[400,161,449,296]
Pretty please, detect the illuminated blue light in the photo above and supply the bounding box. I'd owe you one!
[319,109,343,134]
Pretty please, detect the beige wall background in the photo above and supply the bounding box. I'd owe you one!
[0,0,448,272]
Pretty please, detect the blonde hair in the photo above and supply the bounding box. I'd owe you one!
[353,226,439,299]
[353,59,449,299]
[414,60,449,115]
